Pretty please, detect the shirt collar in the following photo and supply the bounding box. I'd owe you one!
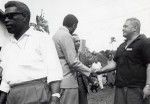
[59,26,69,33]
[124,34,147,49]
[9,28,32,44]
[135,34,147,40]
[124,34,146,42]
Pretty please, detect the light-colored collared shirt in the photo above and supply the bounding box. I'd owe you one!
[0,27,63,93]
[53,26,91,88]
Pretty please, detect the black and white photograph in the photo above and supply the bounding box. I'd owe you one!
[0,0,150,104]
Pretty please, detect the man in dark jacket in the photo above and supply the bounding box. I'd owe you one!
[97,18,150,104]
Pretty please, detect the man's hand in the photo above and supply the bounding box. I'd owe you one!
[96,60,116,75]
[91,68,96,73]
[90,72,97,77]
[95,68,103,75]
[50,96,60,104]
[0,91,7,104]
[143,85,150,99]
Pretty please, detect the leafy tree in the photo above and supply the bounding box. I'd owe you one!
[30,9,50,34]
[79,47,94,67]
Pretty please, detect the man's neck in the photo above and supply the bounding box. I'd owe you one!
[125,33,140,48]
[14,25,29,40]
[127,33,139,42]
[64,26,72,34]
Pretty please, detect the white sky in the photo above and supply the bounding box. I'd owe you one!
[1,0,150,52]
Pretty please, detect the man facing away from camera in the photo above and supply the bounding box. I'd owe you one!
[53,14,93,104]
[96,18,150,104]
[0,1,63,104]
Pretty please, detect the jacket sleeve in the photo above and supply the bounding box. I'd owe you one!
[59,34,91,76]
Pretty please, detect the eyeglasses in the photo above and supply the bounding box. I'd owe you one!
[4,12,23,19]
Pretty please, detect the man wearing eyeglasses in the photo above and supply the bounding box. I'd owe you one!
[0,1,63,104]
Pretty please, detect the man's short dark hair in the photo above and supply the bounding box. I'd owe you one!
[63,14,78,28]
[5,1,31,23]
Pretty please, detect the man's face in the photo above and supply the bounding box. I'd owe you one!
[73,36,80,51]
[4,6,25,34]
[122,20,135,38]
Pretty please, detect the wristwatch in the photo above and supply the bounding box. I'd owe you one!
[52,93,60,98]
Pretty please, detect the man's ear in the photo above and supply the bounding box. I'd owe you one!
[22,16,27,23]
[133,26,137,32]
[72,24,75,28]
[73,23,77,29]
[22,14,29,23]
